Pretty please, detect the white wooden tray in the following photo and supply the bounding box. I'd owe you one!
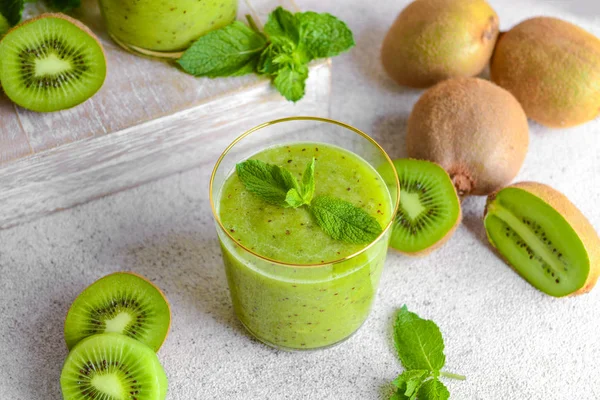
[0,0,331,229]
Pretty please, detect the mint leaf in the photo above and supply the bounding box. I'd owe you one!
[1,0,24,26]
[236,159,300,208]
[392,370,430,400]
[297,11,355,59]
[273,63,309,102]
[300,158,315,204]
[309,195,382,244]
[264,6,299,47]
[178,21,267,78]
[0,13,9,36]
[394,306,446,371]
[47,0,81,11]
[417,379,450,400]
[285,188,305,208]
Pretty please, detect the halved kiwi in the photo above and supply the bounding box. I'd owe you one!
[379,159,461,255]
[484,182,600,297]
[64,272,171,352]
[60,333,168,400]
[0,13,106,112]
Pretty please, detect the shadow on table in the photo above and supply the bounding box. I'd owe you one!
[460,196,490,248]
[119,232,247,337]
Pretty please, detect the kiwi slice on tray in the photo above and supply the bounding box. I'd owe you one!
[0,13,106,112]
[379,159,461,255]
[484,182,600,297]
[60,333,168,400]
[64,272,171,352]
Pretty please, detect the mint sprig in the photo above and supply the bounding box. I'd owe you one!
[235,158,382,244]
[178,6,355,102]
[1,0,24,26]
[391,306,465,400]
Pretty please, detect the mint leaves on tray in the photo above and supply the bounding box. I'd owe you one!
[391,306,465,400]
[236,158,382,244]
[178,7,355,102]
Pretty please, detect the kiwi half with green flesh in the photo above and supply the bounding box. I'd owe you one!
[484,182,600,297]
[379,159,461,255]
[60,332,168,400]
[64,272,171,352]
[0,13,106,112]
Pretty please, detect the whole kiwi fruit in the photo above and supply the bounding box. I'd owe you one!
[484,182,600,297]
[491,17,600,128]
[381,0,499,88]
[406,77,529,197]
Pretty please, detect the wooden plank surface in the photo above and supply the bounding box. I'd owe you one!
[0,0,297,161]
[0,60,331,229]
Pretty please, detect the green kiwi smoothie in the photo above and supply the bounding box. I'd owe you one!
[217,143,393,349]
[98,0,237,52]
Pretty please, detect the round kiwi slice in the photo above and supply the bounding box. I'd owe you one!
[484,182,600,297]
[0,13,106,112]
[64,272,171,352]
[379,159,461,255]
[60,332,168,400]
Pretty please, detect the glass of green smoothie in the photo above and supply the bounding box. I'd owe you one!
[210,117,400,351]
[98,0,238,58]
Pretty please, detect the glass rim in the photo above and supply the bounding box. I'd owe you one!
[209,116,400,268]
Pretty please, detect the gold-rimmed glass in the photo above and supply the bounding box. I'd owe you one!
[210,117,400,350]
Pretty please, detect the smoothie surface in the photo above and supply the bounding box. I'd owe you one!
[218,143,392,264]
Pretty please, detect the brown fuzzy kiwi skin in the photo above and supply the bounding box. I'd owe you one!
[406,78,529,198]
[64,271,172,351]
[406,77,529,197]
[381,0,499,88]
[484,182,600,296]
[490,17,600,128]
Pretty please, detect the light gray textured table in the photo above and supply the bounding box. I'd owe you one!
[1,1,599,399]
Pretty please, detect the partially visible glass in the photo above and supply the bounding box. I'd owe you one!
[98,0,238,59]
[210,117,400,351]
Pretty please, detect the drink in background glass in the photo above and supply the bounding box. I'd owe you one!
[210,117,399,350]
[98,0,238,58]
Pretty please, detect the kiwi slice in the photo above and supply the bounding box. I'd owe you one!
[0,13,106,112]
[64,272,171,352]
[379,159,461,255]
[484,182,600,297]
[60,333,168,400]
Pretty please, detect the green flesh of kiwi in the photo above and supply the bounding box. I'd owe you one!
[484,188,589,297]
[64,272,171,352]
[60,333,168,400]
[380,159,461,254]
[0,14,106,112]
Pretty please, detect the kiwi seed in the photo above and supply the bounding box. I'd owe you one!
[406,77,529,197]
[64,272,171,352]
[484,182,600,297]
[0,13,107,112]
[60,333,168,400]
[379,159,461,255]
